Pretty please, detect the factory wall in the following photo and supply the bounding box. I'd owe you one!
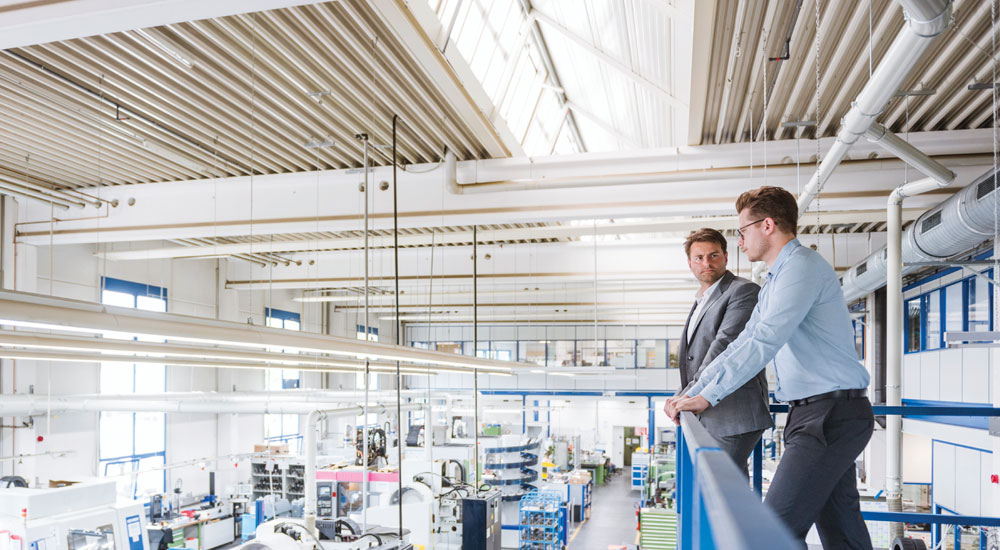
[896,263,1000,517]
[0,234,332,497]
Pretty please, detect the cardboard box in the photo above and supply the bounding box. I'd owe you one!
[47,479,79,488]
[253,443,288,454]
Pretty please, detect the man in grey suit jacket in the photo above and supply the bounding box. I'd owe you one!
[668,228,773,473]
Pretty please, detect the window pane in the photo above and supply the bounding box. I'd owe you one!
[436,342,463,355]
[637,340,667,368]
[547,341,574,366]
[969,275,990,332]
[134,413,165,455]
[102,290,135,308]
[906,299,922,352]
[605,340,635,368]
[576,341,604,366]
[265,414,283,438]
[282,414,299,436]
[668,340,680,368]
[135,364,165,393]
[136,296,166,313]
[854,318,865,360]
[267,317,283,329]
[284,320,300,331]
[100,412,133,459]
[101,363,134,394]
[944,283,963,335]
[926,290,941,350]
[136,455,165,495]
[266,369,284,390]
[518,342,546,366]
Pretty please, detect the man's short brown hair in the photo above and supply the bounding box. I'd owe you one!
[735,186,798,236]
[684,227,728,258]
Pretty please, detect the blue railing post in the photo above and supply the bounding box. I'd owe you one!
[677,424,694,550]
[693,460,717,550]
[752,438,763,496]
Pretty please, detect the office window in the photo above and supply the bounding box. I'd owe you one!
[944,282,964,337]
[98,277,167,497]
[853,316,865,361]
[637,340,667,368]
[969,271,991,332]
[668,340,680,368]
[356,324,378,342]
[905,298,921,353]
[265,309,302,452]
[925,290,942,350]
[605,340,636,368]
[545,341,574,366]
[518,342,546,366]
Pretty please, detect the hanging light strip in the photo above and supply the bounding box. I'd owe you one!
[0,290,518,373]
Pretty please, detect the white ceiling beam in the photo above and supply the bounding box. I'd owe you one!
[369,0,525,158]
[14,130,993,246]
[0,0,329,50]
[96,208,920,261]
[531,9,686,110]
[687,0,717,145]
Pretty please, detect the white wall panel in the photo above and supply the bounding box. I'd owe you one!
[956,445,982,514]
[938,349,963,402]
[964,356,991,404]
[904,354,922,399]
[933,441,956,511]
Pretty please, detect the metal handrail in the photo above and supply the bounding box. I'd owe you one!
[677,411,799,549]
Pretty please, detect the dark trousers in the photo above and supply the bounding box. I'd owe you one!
[765,397,874,550]
[716,428,766,478]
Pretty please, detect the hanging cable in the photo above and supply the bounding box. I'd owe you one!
[391,114,404,541]
[473,224,480,486]
[813,0,822,239]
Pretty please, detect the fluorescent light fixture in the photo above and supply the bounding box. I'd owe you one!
[0,290,520,374]
[305,137,336,149]
[135,29,194,69]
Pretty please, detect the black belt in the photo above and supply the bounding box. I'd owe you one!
[787,388,867,407]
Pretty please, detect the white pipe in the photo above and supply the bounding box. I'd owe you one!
[865,122,955,184]
[884,174,953,537]
[796,0,953,215]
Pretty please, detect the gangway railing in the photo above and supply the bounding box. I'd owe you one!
[677,404,1000,549]
[676,411,799,549]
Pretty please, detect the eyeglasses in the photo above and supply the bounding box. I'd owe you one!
[737,219,766,239]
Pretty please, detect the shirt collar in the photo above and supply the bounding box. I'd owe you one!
[695,275,724,301]
[768,238,801,277]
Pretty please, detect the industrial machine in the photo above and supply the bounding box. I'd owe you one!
[461,491,502,550]
[316,482,334,518]
[240,517,410,550]
[354,428,387,468]
[0,480,147,550]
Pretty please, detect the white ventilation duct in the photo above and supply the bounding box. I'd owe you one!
[841,166,1000,302]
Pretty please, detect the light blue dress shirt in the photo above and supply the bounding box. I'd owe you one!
[686,238,870,405]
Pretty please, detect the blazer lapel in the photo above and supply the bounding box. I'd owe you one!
[687,271,734,339]
[678,301,697,385]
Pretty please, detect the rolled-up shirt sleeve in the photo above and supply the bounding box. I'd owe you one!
[686,261,819,406]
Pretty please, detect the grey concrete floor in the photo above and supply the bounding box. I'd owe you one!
[568,470,639,549]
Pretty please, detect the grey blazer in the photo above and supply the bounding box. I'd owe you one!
[678,271,773,437]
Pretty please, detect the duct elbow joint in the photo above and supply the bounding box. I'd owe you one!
[902,1,952,38]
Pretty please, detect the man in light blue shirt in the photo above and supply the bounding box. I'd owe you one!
[668,186,873,549]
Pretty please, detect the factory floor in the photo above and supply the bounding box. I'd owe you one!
[569,469,639,549]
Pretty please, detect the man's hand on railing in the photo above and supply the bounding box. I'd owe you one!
[671,395,710,423]
[664,394,684,425]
